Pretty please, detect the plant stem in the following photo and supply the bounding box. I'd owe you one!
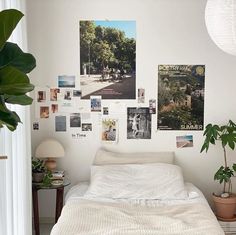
[223,146,227,193]
[223,146,227,168]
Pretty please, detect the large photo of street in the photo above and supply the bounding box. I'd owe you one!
[80,20,136,99]
[158,65,205,130]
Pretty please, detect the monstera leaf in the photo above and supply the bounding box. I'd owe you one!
[0,9,36,131]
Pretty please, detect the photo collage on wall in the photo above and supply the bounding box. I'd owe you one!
[34,18,205,148]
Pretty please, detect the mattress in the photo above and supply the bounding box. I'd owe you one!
[51,182,224,235]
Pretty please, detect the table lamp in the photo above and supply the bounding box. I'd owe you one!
[35,138,65,171]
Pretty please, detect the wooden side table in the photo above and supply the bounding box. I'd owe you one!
[32,179,70,235]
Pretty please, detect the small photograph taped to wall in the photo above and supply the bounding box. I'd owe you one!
[70,113,81,128]
[82,123,92,131]
[80,20,136,99]
[138,88,145,103]
[91,96,101,112]
[55,116,66,132]
[37,90,46,102]
[127,107,151,139]
[58,75,75,88]
[176,135,193,148]
[51,104,58,114]
[149,99,156,114]
[103,107,109,115]
[50,88,60,101]
[32,122,39,130]
[64,90,72,100]
[40,106,49,118]
[73,90,82,97]
[158,65,205,130]
[102,118,118,142]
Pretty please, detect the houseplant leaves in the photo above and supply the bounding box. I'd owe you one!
[0,9,36,131]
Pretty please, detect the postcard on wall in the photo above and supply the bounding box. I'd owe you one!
[80,20,136,99]
[127,107,151,139]
[32,122,39,130]
[40,106,49,118]
[55,116,66,132]
[138,88,145,103]
[103,107,109,115]
[91,96,101,112]
[50,88,60,101]
[58,75,75,88]
[51,104,58,114]
[82,123,92,131]
[102,118,118,143]
[73,90,82,97]
[176,135,193,148]
[70,113,81,128]
[149,99,156,114]
[36,88,47,102]
[157,65,205,130]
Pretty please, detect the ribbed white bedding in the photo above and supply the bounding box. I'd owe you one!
[51,183,224,235]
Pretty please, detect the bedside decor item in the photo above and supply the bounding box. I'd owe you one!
[0,9,36,131]
[35,138,65,171]
[205,0,236,56]
[201,120,236,220]
[32,158,45,183]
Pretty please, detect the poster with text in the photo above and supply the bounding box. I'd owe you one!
[157,65,205,130]
[80,20,136,99]
[127,108,151,139]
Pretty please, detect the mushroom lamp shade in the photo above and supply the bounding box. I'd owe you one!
[205,0,236,56]
[35,139,65,171]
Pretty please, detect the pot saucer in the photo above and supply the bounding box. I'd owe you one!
[217,215,236,222]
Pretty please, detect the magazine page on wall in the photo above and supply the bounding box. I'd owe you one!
[157,65,205,131]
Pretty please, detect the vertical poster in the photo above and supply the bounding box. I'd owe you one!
[157,65,205,130]
[127,108,151,139]
[80,20,136,99]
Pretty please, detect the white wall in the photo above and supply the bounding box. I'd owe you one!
[27,0,236,218]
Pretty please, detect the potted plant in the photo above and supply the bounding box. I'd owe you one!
[201,120,236,220]
[0,9,36,131]
[32,158,45,183]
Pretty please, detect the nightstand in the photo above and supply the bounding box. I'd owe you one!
[218,220,236,234]
[32,178,70,235]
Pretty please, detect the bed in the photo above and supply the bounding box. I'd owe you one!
[51,149,224,235]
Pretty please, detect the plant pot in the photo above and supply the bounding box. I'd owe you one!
[32,172,45,183]
[213,193,236,220]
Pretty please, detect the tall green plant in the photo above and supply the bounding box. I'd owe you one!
[201,120,236,193]
[0,9,36,131]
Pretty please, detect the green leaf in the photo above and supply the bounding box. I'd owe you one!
[0,9,23,50]
[4,94,33,105]
[0,66,34,95]
[0,42,36,73]
[0,96,21,130]
[200,142,209,153]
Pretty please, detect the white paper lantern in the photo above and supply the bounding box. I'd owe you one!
[205,0,236,56]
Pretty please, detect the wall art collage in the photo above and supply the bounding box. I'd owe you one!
[33,20,205,147]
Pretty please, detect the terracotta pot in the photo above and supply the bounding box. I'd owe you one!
[213,193,236,220]
[32,172,45,183]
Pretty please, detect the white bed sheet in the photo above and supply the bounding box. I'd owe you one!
[66,181,208,206]
[50,182,224,235]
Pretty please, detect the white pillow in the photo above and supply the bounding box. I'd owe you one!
[85,163,188,200]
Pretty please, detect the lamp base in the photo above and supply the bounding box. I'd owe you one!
[45,158,57,171]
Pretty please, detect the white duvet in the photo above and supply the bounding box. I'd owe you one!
[51,183,224,235]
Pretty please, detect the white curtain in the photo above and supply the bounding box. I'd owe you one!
[0,0,32,235]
